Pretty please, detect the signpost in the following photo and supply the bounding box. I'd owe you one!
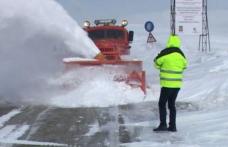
[175,0,202,35]
[144,21,156,43]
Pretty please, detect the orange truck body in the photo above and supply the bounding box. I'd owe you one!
[64,19,146,94]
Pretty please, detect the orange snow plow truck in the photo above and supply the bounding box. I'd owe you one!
[64,19,146,94]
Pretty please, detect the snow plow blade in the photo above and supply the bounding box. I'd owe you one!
[63,58,146,94]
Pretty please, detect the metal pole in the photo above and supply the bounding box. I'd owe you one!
[171,0,176,35]
[205,0,211,52]
[199,0,211,52]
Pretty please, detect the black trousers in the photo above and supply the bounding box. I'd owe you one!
[158,87,180,126]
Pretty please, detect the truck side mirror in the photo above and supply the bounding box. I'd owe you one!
[128,31,134,42]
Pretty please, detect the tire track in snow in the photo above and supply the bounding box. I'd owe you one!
[0,109,21,128]
[0,107,67,146]
[4,125,30,140]
[0,125,16,139]
[0,108,30,146]
[25,107,52,140]
[0,125,29,140]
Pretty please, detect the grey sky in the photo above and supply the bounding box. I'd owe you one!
[56,0,228,24]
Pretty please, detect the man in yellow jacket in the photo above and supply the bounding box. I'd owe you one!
[153,35,187,132]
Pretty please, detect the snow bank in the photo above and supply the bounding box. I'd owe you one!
[50,66,147,107]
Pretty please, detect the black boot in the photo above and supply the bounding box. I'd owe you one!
[168,125,177,132]
[153,123,168,132]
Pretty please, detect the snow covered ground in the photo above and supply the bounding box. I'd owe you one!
[0,0,228,146]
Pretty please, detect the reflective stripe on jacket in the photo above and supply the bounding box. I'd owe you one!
[154,47,187,88]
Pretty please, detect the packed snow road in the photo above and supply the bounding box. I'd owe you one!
[0,102,196,147]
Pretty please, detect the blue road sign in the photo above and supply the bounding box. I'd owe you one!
[145,21,154,32]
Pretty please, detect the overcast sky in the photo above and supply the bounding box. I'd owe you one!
[56,0,228,24]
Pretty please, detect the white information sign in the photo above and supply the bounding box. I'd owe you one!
[176,0,202,35]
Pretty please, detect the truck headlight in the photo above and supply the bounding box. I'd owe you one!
[121,20,128,27]
[83,21,90,27]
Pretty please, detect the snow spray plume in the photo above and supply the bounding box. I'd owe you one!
[0,0,99,104]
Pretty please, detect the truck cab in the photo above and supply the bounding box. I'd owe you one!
[83,19,134,61]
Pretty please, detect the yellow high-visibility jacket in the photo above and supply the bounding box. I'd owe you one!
[154,35,188,88]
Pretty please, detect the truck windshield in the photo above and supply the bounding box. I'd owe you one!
[88,30,124,40]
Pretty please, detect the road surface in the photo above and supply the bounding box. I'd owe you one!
[0,101,197,147]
